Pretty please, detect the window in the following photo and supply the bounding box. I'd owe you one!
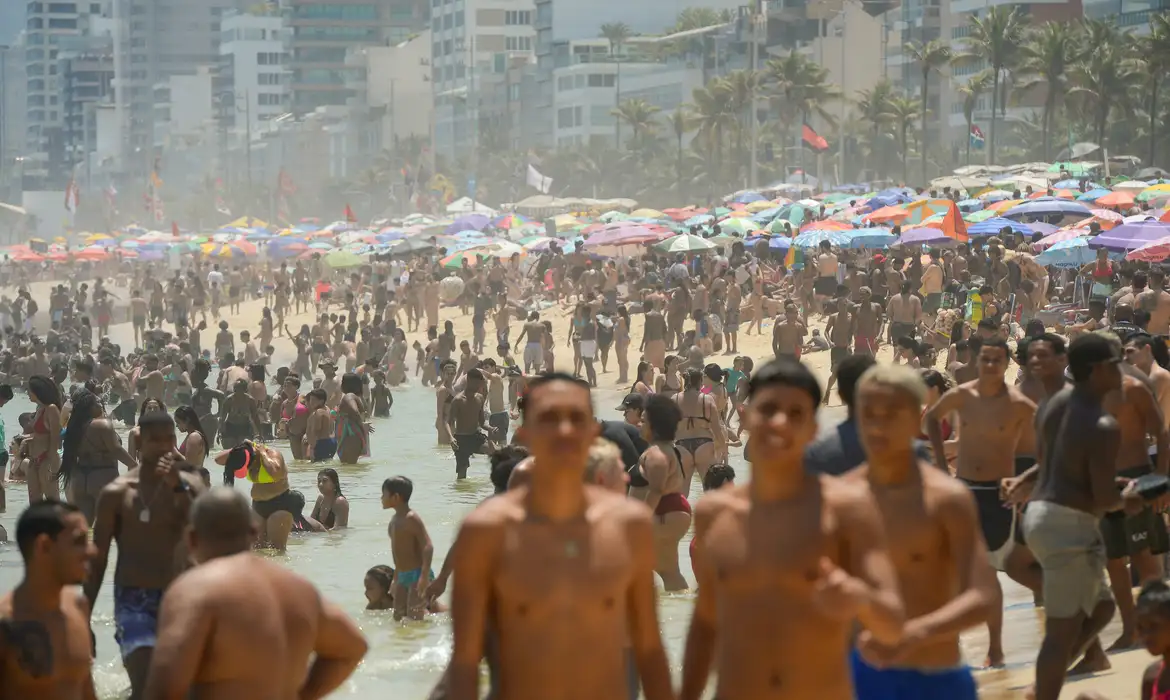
[47,3,76,12]
[557,75,572,91]
[258,93,283,105]
[505,10,531,25]
[432,16,440,31]
[454,10,463,26]
[557,106,573,128]
[443,13,453,28]
[89,3,99,12]
[48,18,77,28]
[587,73,614,88]
[505,36,531,51]
[258,72,281,85]
[443,39,452,55]
[257,52,281,65]
[292,3,377,20]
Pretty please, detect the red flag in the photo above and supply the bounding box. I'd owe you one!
[344,204,357,223]
[172,221,180,237]
[802,123,829,152]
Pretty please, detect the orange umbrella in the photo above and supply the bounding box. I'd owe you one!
[987,199,1025,213]
[1095,191,1136,209]
[1030,189,1076,199]
[863,205,911,224]
[799,218,851,233]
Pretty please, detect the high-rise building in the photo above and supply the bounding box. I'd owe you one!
[285,0,428,115]
[218,10,288,136]
[1083,0,1165,32]
[0,40,27,199]
[58,32,113,169]
[0,0,23,46]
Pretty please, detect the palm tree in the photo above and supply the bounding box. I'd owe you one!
[957,71,993,165]
[612,98,662,146]
[719,69,763,185]
[854,79,896,178]
[764,50,841,176]
[1141,14,1170,167]
[956,5,1025,164]
[1014,21,1079,160]
[665,105,694,198]
[688,82,737,198]
[1067,25,1142,157]
[600,22,633,146]
[886,94,921,185]
[904,39,951,185]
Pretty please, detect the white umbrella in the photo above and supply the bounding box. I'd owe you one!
[653,234,717,254]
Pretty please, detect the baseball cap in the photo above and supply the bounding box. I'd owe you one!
[615,393,646,412]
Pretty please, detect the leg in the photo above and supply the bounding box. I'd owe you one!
[1068,599,1114,674]
[1104,557,1137,649]
[985,572,1006,667]
[1004,544,1044,596]
[654,512,691,592]
[263,511,294,552]
[123,647,153,700]
[583,358,596,387]
[392,581,409,621]
[1035,615,1085,700]
[407,581,426,621]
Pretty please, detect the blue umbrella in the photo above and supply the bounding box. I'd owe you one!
[1089,221,1170,251]
[1036,237,1123,268]
[768,236,792,250]
[684,214,714,227]
[730,191,766,204]
[1002,199,1092,219]
[845,227,898,249]
[793,229,855,248]
[956,199,984,212]
[751,207,783,222]
[245,231,274,241]
[968,218,1035,237]
[1076,188,1111,202]
[269,236,308,246]
[1053,179,1104,190]
[447,214,490,233]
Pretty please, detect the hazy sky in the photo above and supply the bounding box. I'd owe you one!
[0,0,21,46]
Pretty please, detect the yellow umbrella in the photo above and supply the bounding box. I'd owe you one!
[84,233,113,243]
[744,200,774,213]
[552,214,580,229]
[226,215,269,229]
[631,208,665,219]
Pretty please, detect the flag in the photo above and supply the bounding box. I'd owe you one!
[970,124,985,150]
[526,164,553,194]
[64,177,79,213]
[940,199,969,243]
[784,245,804,269]
[104,183,118,214]
[344,203,357,223]
[215,198,232,216]
[172,221,180,237]
[802,123,829,152]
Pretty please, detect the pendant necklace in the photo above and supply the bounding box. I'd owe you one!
[138,480,165,523]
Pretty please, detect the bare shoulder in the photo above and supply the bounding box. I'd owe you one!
[461,491,523,530]
[821,472,873,505]
[693,484,746,521]
[589,486,651,523]
[921,466,978,512]
[1006,385,1038,410]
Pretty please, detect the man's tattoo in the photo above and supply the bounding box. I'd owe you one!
[0,619,54,677]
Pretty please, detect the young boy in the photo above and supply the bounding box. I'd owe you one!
[371,370,393,418]
[382,476,434,621]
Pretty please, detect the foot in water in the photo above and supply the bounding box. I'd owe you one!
[1068,643,1112,676]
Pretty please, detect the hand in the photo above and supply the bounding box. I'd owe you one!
[416,575,430,598]
[1000,476,1033,505]
[1121,480,1145,516]
[425,575,448,600]
[449,437,459,452]
[857,621,926,668]
[365,423,375,434]
[811,557,868,621]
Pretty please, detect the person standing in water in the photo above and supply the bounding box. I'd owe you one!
[25,375,63,504]
[302,388,338,463]
[630,394,690,592]
[311,467,349,530]
[382,476,434,621]
[87,413,207,700]
[336,373,372,465]
[0,501,97,700]
[446,369,490,479]
[846,365,997,700]
[143,487,368,700]
[681,359,904,700]
[448,373,674,700]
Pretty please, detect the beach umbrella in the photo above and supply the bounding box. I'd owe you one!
[863,205,911,224]
[1127,235,1170,262]
[708,233,740,246]
[520,236,556,251]
[728,191,766,204]
[1095,191,1136,208]
[73,247,110,261]
[1088,221,1170,251]
[977,189,1013,202]
[717,218,758,236]
[446,214,490,233]
[1076,188,1111,201]
[1138,183,1170,201]
[1087,209,1124,226]
[584,223,666,248]
[684,213,715,227]
[492,213,530,229]
[597,211,628,223]
[1035,237,1105,268]
[843,227,898,249]
[204,241,257,258]
[967,218,1034,237]
[387,237,436,257]
[964,210,1000,224]
[956,199,984,212]
[630,208,666,219]
[1034,227,1090,250]
[439,250,492,268]
[653,234,717,254]
[308,241,335,250]
[323,249,364,268]
[267,242,308,259]
[930,175,990,191]
[1113,180,1150,191]
[793,229,855,248]
[1002,199,1092,219]
[1053,179,1094,189]
[896,227,960,246]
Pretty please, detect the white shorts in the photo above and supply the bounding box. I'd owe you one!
[579,339,598,358]
[523,342,541,368]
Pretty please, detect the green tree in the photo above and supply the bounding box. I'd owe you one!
[854,79,896,178]
[612,98,662,146]
[1141,14,1170,167]
[764,50,841,176]
[1067,23,1141,157]
[1015,21,1079,160]
[957,71,993,166]
[601,23,633,147]
[688,81,738,198]
[665,105,694,199]
[886,94,921,184]
[956,5,1025,164]
[905,39,951,184]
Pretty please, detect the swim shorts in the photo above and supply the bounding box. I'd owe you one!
[313,437,338,462]
[1013,457,1036,546]
[830,346,849,369]
[489,412,510,443]
[1100,464,1170,560]
[1023,500,1113,619]
[396,568,435,587]
[959,479,1016,571]
[114,586,164,658]
[523,342,541,368]
[850,649,977,700]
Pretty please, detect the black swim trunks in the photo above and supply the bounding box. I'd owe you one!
[960,478,1015,571]
[1100,463,1170,560]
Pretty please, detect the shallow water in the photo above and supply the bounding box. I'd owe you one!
[0,385,1115,698]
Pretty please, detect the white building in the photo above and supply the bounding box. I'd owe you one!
[152,66,214,147]
[218,11,288,138]
[431,0,536,160]
[347,31,433,146]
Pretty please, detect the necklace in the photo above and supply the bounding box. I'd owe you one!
[137,478,166,523]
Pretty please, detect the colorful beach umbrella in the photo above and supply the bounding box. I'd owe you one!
[323,249,364,268]
[653,234,717,254]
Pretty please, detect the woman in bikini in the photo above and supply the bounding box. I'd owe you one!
[25,376,63,503]
[654,355,682,399]
[336,373,372,465]
[631,361,655,397]
[126,397,166,464]
[630,394,691,592]
[673,367,724,493]
[614,305,631,385]
[701,364,735,462]
[311,467,349,530]
[174,406,209,472]
[218,378,262,453]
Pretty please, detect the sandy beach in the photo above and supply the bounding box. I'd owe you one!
[16,274,1158,699]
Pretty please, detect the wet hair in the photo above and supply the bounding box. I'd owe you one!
[16,500,81,561]
[857,364,927,407]
[382,475,413,503]
[489,445,530,494]
[683,368,703,391]
[249,364,266,382]
[60,391,101,490]
[440,359,457,372]
[643,394,682,442]
[835,354,877,410]
[703,463,736,491]
[306,388,327,404]
[175,405,207,442]
[318,468,343,496]
[1029,332,1067,358]
[631,361,653,391]
[340,372,363,395]
[0,384,13,402]
[28,375,62,409]
[920,369,952,394]
[747,357,822,406]
[366,564,395,596]
[519,372,592,419]
[138,397,167,422]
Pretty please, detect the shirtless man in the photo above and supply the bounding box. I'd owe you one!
[1138,268,1170,335]
[448,373,672,700]
[319,361,342,408]
[924,338,1036,668]
[130,292,148,349]
[681,359,904,700]
[143,488,367,700]
[482,360,510,444]
[846,365,996,700]
[1126,333,1170,421]
[1,501,97,700]
[640,301,668,371]
[446,369,490,479]
[771,304,806,361]
[87,413,207,700]
[886,280,922,343]
[435,360,457,446]
[823,299,853,404]
[1003,333,1152,700]
[852,287,883,357]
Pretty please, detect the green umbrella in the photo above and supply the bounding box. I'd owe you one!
[653,233,717,254]
[709,233,740,245]
[767,218,795,234]
[712,207,732,218]
[719,218,757,235]
[1047,161,1092,176]
[323,250,364,268]
[598,210,629,223]
[821,193,853,203]
[964,209,998,223]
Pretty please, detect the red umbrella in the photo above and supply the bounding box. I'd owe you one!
[74,247,110,261]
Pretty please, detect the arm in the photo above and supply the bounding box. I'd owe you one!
[839,488,905,645]
[47,405,61,452]
[925,388,965,471]
[304,412,319,449]
[411,514,435,590]
[84,484,121,609]
[141,576,212,700]
[448,516,498,700]
[1140,385,1170,477]
[680,502,719,700]
[298,597,369,700]
[103,423,135,469]
[624,513,673,700]
[1088,417,1124,512]
[332,497,350,529]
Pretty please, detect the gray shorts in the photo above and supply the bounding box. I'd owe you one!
[1023,500,1113,619]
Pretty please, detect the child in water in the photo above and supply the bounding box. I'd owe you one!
[382,476,434,621]
[370,370,393,418]
[363,565,447,614]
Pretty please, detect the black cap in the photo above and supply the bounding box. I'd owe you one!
[615,393,646,412]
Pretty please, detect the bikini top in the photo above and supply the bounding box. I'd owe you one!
[675,392,712,430]
[33,408,48,434]
[629,445,685,489]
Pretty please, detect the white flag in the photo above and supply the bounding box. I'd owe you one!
[526,164,553,194]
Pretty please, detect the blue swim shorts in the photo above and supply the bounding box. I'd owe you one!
[396,568,435,587]
[114,586,164,658]
[850,648,977,700]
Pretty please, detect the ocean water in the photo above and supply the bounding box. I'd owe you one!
[0,385,1078,698]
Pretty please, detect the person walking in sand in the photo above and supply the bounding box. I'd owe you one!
[382,476,434,621]
[681,359,904,700]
